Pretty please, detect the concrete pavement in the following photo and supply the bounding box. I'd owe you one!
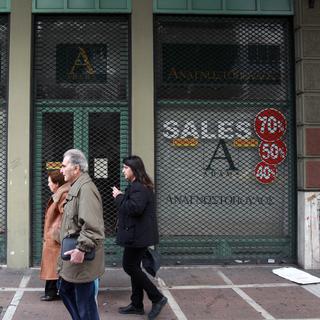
[1,265,320,320]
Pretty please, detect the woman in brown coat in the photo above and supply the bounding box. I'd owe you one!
[40,170,70,301]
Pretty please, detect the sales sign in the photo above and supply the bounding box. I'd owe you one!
[254,108,286,142]
[255,161,277,184]
[259,140,287,165]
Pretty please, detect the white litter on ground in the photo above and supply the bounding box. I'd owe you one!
[272,267,320,284]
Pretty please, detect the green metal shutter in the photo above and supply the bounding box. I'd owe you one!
[32,15,130,266]
[155,15,296,264]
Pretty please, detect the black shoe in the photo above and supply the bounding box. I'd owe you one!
[40,295,60,301]
[118,303,145,315]
[148,296,168,320]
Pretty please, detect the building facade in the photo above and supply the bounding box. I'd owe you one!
[0,0,319,269]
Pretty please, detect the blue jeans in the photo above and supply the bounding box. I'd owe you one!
[58,278,100,320]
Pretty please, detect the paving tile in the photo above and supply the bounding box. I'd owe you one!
[243,286,320,319]
[171,288,264,320]
[28,268,132,289]
[0,268,24,287]
[98,290,177,320]
[26,270,44,288]
[159,267,226,286]
[12,292,69,320]
[308,269,320,278]
[99,268,134,288]
[0,292,15,318]
[220,266,293,285]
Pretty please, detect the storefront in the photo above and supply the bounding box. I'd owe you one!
[2,0,320,268]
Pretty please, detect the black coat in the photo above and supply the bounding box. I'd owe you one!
[114,181,159,247]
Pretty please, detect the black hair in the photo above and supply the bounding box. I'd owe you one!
[123,155,154,189]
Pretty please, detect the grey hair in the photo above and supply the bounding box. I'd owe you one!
[63,149,88,172]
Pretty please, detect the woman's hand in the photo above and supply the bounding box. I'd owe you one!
[112,186,123,198]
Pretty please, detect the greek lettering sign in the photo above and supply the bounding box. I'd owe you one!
[162,44,281,85]
[56,44,107,83]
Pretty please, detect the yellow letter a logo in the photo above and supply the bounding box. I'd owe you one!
[69,47,95,76]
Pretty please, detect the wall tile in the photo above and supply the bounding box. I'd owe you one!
[303,29,320,57]
[301,0,320,26]
[306,127,320,155]
[306,160,320,188]
[297,126,304,156]
[304,95,320,123]
[304,62,320,91]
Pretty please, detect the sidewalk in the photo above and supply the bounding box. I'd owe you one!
[1,265,320,320]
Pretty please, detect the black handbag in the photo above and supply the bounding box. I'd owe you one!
[61,234,95,261]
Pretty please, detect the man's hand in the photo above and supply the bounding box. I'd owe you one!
[63,248,85,264]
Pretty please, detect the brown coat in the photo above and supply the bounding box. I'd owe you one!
[40,183,70,280]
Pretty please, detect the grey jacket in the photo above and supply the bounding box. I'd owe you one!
[58,172,105,283]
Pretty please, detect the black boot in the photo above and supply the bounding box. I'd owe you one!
[118,303,145,315]
[148,296,168,320]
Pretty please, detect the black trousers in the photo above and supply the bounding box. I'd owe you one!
[122,247,163,308]
[45,279,58,297]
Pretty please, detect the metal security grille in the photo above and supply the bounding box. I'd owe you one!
[0,15,8,264]
[32,15,130,266]
[155,15,296,264]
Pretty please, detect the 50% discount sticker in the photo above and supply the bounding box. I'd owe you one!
[254,108,287,184]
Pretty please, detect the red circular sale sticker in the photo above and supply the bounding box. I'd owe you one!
[254,162,277,184]
[259,140,287,165]
[254,108,287,142]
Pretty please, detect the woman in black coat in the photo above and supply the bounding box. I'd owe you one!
[112,155,167,320]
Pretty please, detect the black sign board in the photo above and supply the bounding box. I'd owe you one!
[56,44,107,83]
[162,43,280,85]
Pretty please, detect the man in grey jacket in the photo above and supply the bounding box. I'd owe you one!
[58,149,105,320]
